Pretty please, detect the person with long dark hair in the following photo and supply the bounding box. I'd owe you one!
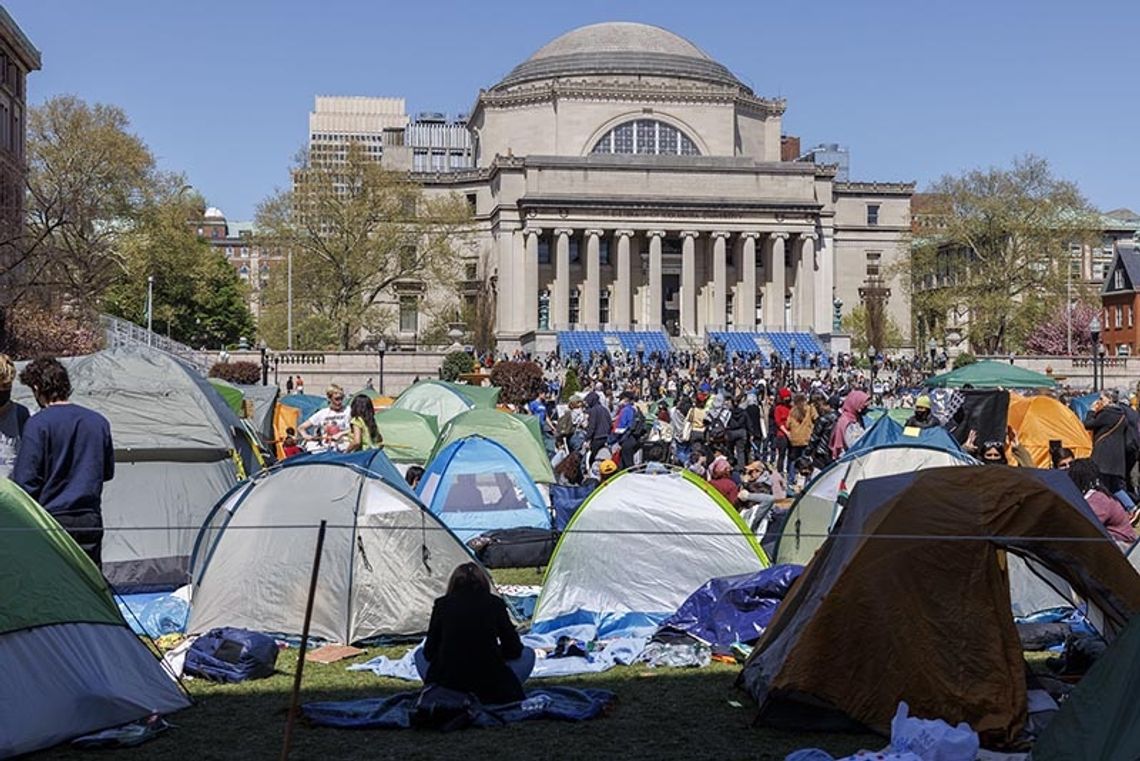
[347,394,382,452]
[414,563,534,704]
[1067,458,1137,547]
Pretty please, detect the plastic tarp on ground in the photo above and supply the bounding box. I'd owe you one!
[12,347,256,591]
[393,380,500,427]
[189,450,481,643]
[417,436,551,544]
[532,466,769,640]
[1031,612,1140,761]
[1007,394,1092,467]
[656,564,804,647]
[775,420,975,565]
[0,480,189,757]
[374,408,439,464]
[741,467,1140,748]
[926,360,1056,389]
[430,408,554,483]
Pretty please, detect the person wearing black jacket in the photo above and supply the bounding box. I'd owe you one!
[1085,394,1135,506]
[726,395,750,468]
[415,563,534,704]
[584,390,612,463]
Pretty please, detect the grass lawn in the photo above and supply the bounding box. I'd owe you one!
[34,568,883,761]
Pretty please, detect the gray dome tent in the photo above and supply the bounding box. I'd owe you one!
[13,347,258,590]
[188,450,482,644]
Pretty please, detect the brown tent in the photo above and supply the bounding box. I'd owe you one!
[739,466,1140,748]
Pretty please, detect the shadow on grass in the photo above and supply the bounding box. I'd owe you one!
[33,648,881,761]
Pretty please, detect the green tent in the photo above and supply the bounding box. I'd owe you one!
[1030,610,1140,760]
[865,407,914,425]
[393,380,500,426]
[374,408,439,464]
[926,360,1056,389]
[430,408,555,483]
[208,377,245,415]
[0,480,189,756]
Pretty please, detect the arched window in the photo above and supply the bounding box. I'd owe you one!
[590,119,700,156]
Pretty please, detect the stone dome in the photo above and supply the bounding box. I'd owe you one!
[493,22,748,93]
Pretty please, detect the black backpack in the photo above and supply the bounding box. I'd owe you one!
[627,408,648,440]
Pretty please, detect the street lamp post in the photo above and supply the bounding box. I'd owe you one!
[145,275,154,345]
[377,339,387,396]
[789,339,797,383]
[927,338,938,374]
[259,340,269,386]
[636,339,645,366]
[1090,316,1101,392]
[868,344,878,388]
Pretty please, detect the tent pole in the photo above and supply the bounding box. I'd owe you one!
[280,519,327,761]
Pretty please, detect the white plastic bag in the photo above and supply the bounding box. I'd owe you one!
[890,701,980,761]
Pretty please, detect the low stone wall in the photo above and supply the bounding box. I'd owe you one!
[977,355,1138,389]
[208,350,447,396]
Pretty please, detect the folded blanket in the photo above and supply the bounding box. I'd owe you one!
[302,686,616,729]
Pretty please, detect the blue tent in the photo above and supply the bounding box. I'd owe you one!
[848,413,964,455]
[1069,392,1099,422]
[417,436,551,543]
[655,564,803,647]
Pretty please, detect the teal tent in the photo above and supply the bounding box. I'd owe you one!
[926,360,1056,389]
[430,408,555,483]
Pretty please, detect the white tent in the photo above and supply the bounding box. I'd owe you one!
[188,450,481,644]
[531,466,768,639]
[775,444,976,565]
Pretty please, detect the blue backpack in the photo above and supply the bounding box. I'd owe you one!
[185,627,279,683]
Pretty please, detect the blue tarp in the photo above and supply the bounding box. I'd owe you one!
[417,437,551,543]
[550,484,593,531]
[655,565,803,647]
[302,686,616,729]
[847,414,964,456]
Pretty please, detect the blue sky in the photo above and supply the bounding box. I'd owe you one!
[9,0,1138,220]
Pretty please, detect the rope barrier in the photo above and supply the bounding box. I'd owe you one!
[7,524,1125,543]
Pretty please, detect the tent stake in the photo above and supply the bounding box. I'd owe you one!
[280,519,327,761]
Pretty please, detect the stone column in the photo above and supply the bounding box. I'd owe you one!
[740,232,759,331]
[797,233,817,331]
[681,230,699,335]
[553,228,572,330]
[524,228,542,332]
[647,230,665,329]
[583,229,602,329]
[766,233,788,330]
[815,229,833,333]
[711,231,730,331]
[613,229,633,329]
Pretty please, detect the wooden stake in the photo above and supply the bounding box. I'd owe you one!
[280,519,327,761]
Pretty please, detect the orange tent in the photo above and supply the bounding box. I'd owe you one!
[1007,394,1092,467]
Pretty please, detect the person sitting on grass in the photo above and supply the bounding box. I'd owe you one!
[415,562,534,704]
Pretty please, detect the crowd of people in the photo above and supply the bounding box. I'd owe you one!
[504,348,1140,548]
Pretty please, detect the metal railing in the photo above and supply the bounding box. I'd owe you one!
[100,314,212,375]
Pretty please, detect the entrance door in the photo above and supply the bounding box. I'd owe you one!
[663,273,680,336]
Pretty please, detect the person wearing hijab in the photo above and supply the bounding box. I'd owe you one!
[707,458,739,505]
[829,390,870,459]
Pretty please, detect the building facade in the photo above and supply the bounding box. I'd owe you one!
[1100,240,1140,356]
[0,6,39,306]
[196,208,282,318]
[379,22,912,353]
[308,96,407,166]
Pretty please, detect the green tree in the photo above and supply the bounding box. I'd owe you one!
[102,200,254,347]
[908,155,1098,354]
[17,96,167,312]
[256,145,472,350]
[441,350,475,382]
[841,304,904,354]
